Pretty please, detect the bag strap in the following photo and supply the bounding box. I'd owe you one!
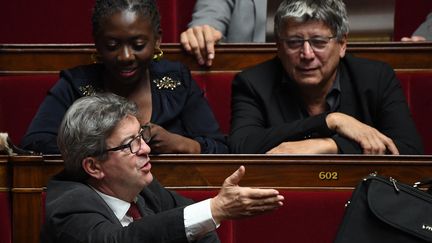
[367,172,432,195]
[413,178,432,195]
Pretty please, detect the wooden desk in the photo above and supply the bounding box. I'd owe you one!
[0,155,9,191]
[9,154,432,243]
[1,42,432,75]
[10,155,60,243]
[150,154,432,189]
[0,155,11,243]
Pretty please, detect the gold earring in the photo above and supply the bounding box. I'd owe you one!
[153,47,163,61]
[91,53,102,64]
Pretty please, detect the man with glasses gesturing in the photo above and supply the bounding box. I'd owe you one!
[228,0,423,155]
[41,93,284,242]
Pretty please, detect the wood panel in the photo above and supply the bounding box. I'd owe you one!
[0,155,9,190]
[1,42,432,75]
[10,155,60,243]
[149,154,432,189]
[11,154,432,189]
[12,191,42,243]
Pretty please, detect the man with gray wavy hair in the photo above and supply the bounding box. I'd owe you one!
[229,0,423,155]
[42,92,284,243]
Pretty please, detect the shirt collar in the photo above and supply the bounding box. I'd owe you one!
[326,69,341,112]
[282,67,342,115]
[90,186,134,223]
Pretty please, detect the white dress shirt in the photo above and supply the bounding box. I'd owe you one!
[93,188,219,242]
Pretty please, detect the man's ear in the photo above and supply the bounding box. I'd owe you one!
[82,157,104,179]
[275,37,285,60]
[339,34,348,58]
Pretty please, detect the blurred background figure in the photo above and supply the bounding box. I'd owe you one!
[180,0,396,67]
[401,12,432,42]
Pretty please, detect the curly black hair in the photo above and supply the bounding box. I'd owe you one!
[92,0,160,37]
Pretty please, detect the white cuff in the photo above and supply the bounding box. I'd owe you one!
[184,199,219,242]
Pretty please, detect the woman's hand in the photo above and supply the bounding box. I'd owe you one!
[148,123,201,154]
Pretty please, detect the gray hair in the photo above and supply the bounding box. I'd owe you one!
[57,93,138,181]
[274,0,349,40]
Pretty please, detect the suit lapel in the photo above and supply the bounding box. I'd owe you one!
[138,188,160,214]
[272,60,306,123]
[338,60,372,124]
[339,64,356,116]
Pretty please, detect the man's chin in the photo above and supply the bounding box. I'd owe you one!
[295,77,323,87]
[142,173,154,186]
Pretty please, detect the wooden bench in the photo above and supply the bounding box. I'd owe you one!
[1,69,431,153]
[1,43,432,242]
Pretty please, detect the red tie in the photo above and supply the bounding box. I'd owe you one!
[127,202,142,221]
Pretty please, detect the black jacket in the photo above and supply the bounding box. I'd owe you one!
[22,60,227,154]
[41,172,219,243]
[229,55,423,154]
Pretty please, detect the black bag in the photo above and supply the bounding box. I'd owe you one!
[334,173,432,243]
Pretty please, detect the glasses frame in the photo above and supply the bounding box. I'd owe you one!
[279,36,337,52]
[104,124,151,154]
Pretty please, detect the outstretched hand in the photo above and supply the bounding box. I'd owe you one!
[210,166,284,224]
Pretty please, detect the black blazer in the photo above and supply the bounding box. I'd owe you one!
[229,55,423,154]
[22,60,227,154]
[41,173,219,243]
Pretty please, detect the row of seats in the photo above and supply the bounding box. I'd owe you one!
[178,190,352,242]
[1,0,431,43]
[1,0,195,43]
[0,70,431,153]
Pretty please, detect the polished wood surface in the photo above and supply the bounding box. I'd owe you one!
[149,154,432,189]
[10,154,432,189]
[8,154,432,243]
[0,155,9,190]
[10,155,54,243]
[1,42,432,75]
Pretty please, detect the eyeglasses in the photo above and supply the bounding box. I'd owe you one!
[104,124,151,154]
[279,36,336,52]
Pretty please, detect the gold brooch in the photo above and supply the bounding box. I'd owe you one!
[153,76,181,90]
[79,84,100,96]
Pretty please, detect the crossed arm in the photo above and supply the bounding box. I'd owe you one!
[229,63,423,155]
[267,112,399,155]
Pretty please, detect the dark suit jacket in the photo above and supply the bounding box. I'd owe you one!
[229,55,423,154]
[22,60,227,154]
[41,172,219,243]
